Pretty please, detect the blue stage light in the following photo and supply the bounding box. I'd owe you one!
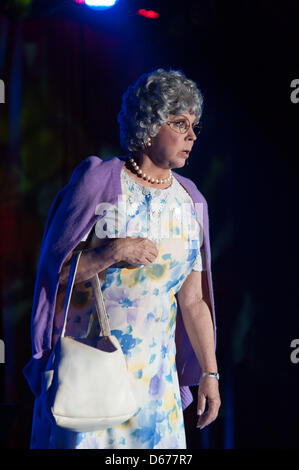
[84,0,119,10]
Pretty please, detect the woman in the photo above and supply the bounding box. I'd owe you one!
[24,68,220,449]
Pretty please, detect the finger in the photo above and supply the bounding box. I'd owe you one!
[197,400,220,429]
[197,410,216,428]
[143,251,157,261]
[197,392,206,418]
[197,397,219,424]
[150,243,159,256]
[141,251,155,264]
[143,239,159,254]
[143,247,158,262]
[143,255,156,264]
[144,248,158,260]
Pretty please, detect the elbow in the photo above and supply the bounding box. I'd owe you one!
[58,251,74,285]
[58,260,71,286]
[58,268,68,286]
[178,294,203,316]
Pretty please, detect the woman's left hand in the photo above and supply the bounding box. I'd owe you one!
[196,377,221,429]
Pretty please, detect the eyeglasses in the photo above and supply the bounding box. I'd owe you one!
[166,115,202,137]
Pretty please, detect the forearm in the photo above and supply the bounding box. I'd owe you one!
[59,240,120,285]
[181,299,217,373]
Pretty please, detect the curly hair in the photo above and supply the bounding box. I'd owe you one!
[117,68,204,153]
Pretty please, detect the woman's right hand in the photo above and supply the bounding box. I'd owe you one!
[114,237,159,266]
[59,235,158,285]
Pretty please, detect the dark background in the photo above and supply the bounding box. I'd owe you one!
[0,0,298,449]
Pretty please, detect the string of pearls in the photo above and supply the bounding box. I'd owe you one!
[129,157,172,184]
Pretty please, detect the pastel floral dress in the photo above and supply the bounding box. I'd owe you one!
[31,167,203,450]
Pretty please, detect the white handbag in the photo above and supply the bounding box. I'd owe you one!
[42,249,138,432]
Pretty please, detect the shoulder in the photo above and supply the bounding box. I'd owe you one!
[70,155,125,183]
[172,170,207,206]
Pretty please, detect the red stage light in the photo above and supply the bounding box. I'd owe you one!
[137,9,159,19]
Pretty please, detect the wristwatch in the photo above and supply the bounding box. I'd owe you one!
[201,372,220,381]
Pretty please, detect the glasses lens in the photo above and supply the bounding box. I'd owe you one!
[168,117,202,136]
[169,117,189,134]
[192,123,202,136]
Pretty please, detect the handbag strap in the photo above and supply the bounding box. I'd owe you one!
[90,274,111,338]
[61,250,111,339]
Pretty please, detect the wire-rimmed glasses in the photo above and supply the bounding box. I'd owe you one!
[166,115,202,137]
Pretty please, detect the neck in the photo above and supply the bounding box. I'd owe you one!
[133,153,170,179]
[128,153,172,185]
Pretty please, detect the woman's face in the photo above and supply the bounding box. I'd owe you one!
[148,112,197,169]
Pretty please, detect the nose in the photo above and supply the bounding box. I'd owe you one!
[186,126,197,141]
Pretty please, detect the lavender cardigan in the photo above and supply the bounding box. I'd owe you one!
[23,155,217,411]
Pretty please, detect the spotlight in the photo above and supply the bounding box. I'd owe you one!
[81,0,119,10]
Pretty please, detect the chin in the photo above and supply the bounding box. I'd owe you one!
[172,158,186,169]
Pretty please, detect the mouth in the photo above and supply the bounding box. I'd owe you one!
[180,150,190,157]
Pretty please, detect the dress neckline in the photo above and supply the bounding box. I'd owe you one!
[121,166,174,192]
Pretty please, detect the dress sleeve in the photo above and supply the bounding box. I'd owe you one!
[191,206,205,272]
[192,248,203,272]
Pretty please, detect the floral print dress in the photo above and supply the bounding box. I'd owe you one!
[30,167,203,449]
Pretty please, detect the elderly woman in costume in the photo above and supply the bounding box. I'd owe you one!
[24,68,220,449]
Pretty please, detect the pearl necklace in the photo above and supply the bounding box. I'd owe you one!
[129,157,172,184]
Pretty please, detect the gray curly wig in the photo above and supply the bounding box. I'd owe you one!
[117,68,204,153]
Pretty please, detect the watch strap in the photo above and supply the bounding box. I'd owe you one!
[201,372,220,381]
